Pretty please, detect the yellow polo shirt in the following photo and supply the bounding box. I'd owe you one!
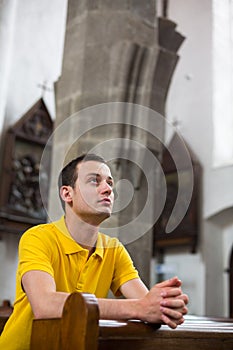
[0,216,139,350]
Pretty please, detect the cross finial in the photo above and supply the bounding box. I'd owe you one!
[37,80,53,97]
[172,117,182,130]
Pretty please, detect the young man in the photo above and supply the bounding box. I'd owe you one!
[0,154,188,350]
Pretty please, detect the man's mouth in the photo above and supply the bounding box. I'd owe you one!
[98,198,111,204]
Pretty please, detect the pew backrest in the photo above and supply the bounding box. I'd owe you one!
[0,300,13,335]
[0,316,9,335]
[30,292,99,350]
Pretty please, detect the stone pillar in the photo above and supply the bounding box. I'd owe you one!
[55,0,159,120]
[51,1,184,286]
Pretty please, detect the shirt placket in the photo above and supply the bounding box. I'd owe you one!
[76,250,89,292]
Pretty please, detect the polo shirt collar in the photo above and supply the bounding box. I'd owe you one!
[54,216,104,259]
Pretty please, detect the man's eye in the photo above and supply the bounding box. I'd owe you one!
[89,178,98,183]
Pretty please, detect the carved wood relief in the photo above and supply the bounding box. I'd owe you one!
[0,99,53,234]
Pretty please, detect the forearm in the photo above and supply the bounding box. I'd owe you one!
[97,277,186,324]
[97,298,140,320]
[96,279,149,321]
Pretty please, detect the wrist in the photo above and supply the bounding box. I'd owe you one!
[132,298,144,321]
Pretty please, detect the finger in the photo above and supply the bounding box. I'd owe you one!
[176,317,185,325]
[176,293,189,305]
[160,306,183,320]
[156,276,182,289]
[160,313,184,329]
[160,298,188,316]
[161,287,182,298]
[182,306,188,315]
[160,298,185,309]
[163,305,188,316]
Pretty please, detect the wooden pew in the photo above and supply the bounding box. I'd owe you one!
[0,316,9,335]
[99,316,233,350]
[31,292,233,350]
[0,299,13,335]
[31,293,100,350]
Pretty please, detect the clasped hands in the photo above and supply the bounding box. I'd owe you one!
[138,276,189,329]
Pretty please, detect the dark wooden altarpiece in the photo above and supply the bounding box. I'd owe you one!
[0,99,53,235]
[153,134,201,254]
[230,247,233,318]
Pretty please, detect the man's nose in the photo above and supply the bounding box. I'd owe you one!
[100,181,112,194]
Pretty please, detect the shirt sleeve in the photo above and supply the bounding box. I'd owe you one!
[110,243,139,296]
[18,226,55,281]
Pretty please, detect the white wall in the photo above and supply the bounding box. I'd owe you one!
[0,0,67,305]
[0,234,20,302]
[4,0,67,124]
[212,0,233,167]
[0,0,17,136]
[202,209,233,316]
[166,253,205,316]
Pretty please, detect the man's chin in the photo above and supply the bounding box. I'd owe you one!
[96,209,112,220]
[80,211,111,226]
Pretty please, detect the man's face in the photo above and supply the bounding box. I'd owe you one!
[70,160,114,223]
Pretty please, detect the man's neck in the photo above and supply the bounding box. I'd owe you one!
[64,210,99,252]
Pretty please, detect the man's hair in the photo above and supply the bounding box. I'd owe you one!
[58,153,107,210]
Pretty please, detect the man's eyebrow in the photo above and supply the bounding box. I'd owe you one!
[86,172,114,181]
[86,172,100,178]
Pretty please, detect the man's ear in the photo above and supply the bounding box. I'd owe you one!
[60,186,73,204]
